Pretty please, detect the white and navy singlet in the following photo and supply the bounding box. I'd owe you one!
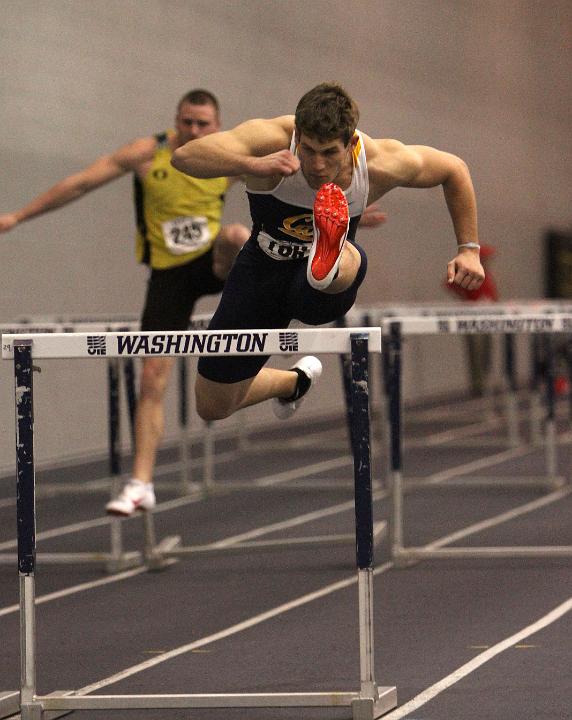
[246,130,369,261]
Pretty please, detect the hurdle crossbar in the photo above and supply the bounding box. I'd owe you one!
[384,316,572,565]
[7,327,396,720]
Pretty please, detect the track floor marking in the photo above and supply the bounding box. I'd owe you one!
[0,562,176,618]
[0,492,387,617]
[1,444,565,615]
[425,444,536,484]
[5,499,571,706]
[0,455,352,550]
[71,563,394,697]
[427,487,572,548]
[382,596,572,719]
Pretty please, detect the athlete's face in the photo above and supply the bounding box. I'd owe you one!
[175,102,220,145]
[296,133,356,190]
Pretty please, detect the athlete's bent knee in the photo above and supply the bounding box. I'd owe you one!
[195,378,239,422]
[139,359,173,401]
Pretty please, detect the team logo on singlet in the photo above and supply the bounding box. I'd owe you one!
[257,213,314,261]
[279,213,313,242]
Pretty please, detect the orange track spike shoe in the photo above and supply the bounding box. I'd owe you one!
[307,182,350,290]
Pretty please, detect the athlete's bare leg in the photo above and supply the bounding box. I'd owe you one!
[195,243,359,422]
[322,242,361,294]
[195,368,298,422]
[212,223,250,280]
[132,357,175,482]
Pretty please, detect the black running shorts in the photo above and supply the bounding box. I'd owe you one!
[140,248,224,331]
[197,239,368,384]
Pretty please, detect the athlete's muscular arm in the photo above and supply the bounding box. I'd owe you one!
[367,138,484,291]
[171,116,298,180]
[0,137,156,234]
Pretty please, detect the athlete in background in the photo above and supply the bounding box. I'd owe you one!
[0,89,249,516]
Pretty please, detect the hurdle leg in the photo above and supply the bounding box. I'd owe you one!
[349,333,397,719]
[529,335,543,445]
[385,324,409,568]
[503,334,521,447]
[566,338,572,425]
[377,333,391,478]
[543,335,558,480]
[14,341,42,720]
[107,359,126,571]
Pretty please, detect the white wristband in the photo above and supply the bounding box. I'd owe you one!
[457,242,480,251]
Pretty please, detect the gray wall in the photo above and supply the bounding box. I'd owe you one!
[1,0,571,469]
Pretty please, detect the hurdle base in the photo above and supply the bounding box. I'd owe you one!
[353,686,398,720]
[104,551,144,574]
[145,535,182,571]
[150,523,386,561]
[393,545,572,562]
[402,475,567,491]
[36,687,397,715]
[0,552,142,574]
[20,691,74,720]
[390,548,420,569]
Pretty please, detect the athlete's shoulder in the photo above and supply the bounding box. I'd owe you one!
[112,134,160,172]
[236,115,293,143]
[363,136,422,189]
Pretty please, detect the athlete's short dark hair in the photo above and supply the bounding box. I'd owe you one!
[295,83,359,146]
[177,89,220,115]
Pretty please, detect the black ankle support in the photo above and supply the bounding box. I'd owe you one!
[284,367,311,402]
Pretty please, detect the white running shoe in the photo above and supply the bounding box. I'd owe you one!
[105,479,156,516]
[273,356,323,420]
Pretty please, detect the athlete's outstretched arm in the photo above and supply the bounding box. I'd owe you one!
[0,137,155,234]
[368,139,483,290]
[171,116,298,180]
[406,145,483,290]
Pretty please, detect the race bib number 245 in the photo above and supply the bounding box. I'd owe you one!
[162,216,211,255]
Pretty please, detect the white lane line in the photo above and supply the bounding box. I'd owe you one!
[0,492,386,617]
[383,596,572,720]
[0,437,565,615]
[0,456,351,550]
[427,487,572,549]
[425,445,534,484]
[72,562,394,697]
[254,456,350,487]
[5,493,570,703]
[208,492,385,548]
[0,562,174,618]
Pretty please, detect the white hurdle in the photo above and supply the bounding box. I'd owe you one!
[3,326,397,720]
[365,300,572,452]
[382,313,572,565]
[0,318,148,573]
[351,303,572,488]
[0,314,235,574]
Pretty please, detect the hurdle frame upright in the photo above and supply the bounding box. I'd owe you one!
[385,314,572,565]
[0,320,150,573]
[3,326,397,720]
